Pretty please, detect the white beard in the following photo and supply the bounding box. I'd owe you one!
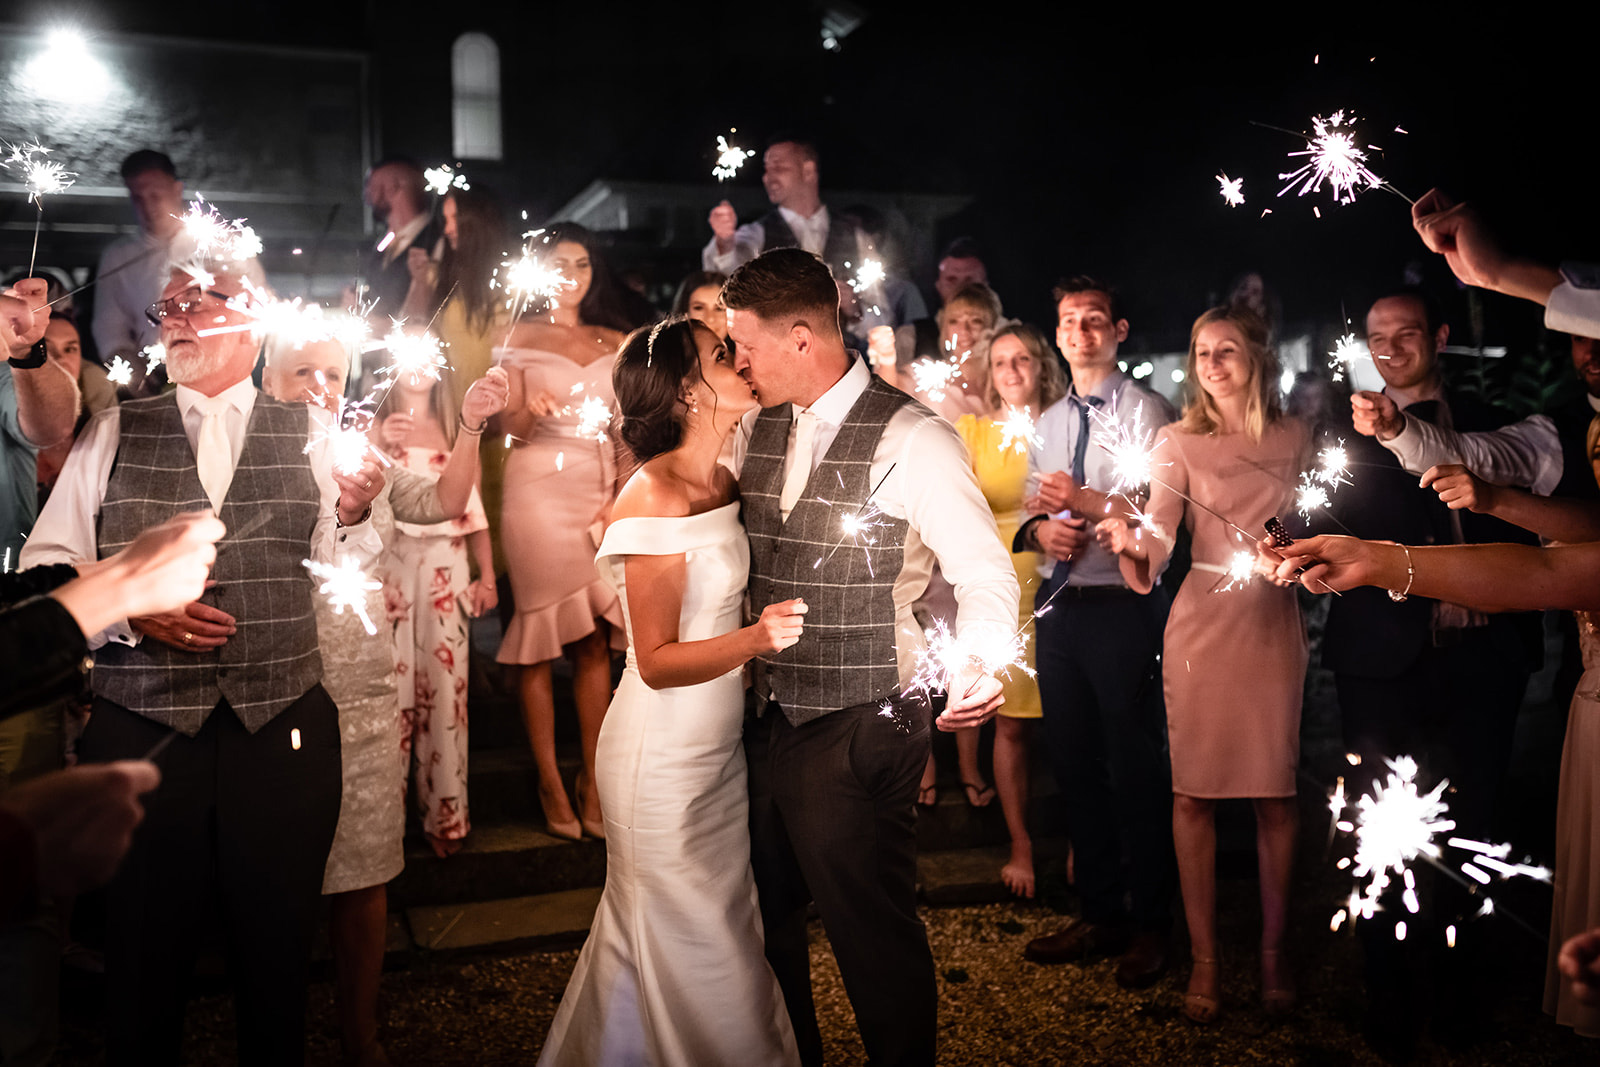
[163,342,232,384]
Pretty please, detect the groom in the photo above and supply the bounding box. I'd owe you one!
[725,248,1019,1066]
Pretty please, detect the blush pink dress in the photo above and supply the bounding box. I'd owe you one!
[493,346,625,665]
[1142,418,1312,798]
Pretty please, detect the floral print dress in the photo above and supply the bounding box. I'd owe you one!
[379,446,488,842]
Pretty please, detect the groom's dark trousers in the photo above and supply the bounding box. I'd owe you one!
[746,691,936,1067]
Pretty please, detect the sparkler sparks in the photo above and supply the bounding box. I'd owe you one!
[2,141,76,203]
[908,618,1032,700]
[571,394,612,442]
[306,396,382,477]
[141,343,166,375]
[1314,442,1351,487]
[909,357,965,403]
[847,258,886,294]
[1216,172,1245,207]
[106,356,133,386]
[1331,756,1550,941]
[424,164,469,195]
[495,232,575,317]
[1277,110,1385,205]
[303,556,382,635]
[178,198,262,262]
[1295,476,1332,518]
[712,134,753,181]
[378,325,449,385]
[1327,332,1370,383]
[1215,549,1259,592]
[996,406,1043,455]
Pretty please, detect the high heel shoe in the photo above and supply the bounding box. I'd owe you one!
[576,774,605,840]
[1260,948,1296,1016]
[1183,957,1222,1025]
[539,782,582,842]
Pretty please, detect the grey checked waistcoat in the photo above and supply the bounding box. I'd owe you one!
[742,374,912,725]
[93,392,323,735]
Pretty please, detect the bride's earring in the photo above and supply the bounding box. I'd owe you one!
[681,391,700,415]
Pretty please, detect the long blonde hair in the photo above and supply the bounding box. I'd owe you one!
[1178,305,1280,442]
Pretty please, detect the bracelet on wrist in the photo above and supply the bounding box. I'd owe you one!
[336,505,372,529]
[1387,544,1415,602]
[457,414,487,436]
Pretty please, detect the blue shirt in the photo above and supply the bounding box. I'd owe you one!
[1025,370,1176,587]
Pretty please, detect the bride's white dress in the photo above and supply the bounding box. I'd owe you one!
[537,501,799,1067]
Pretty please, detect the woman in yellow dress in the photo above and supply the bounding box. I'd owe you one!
[954,322,1066,897]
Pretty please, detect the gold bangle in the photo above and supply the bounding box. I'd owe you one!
[1387,544,1414,602]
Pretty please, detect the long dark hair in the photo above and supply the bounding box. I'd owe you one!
[670,270,728,317]
[434,187,504,335]
[535,222,641,334]
[612,317,711,463]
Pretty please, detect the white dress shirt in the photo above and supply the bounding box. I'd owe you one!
[20,377,382,648]
[1546,280,1600,340]
[732,358,1020,684]
[1380,409,1563,496]
[702,205,832,274]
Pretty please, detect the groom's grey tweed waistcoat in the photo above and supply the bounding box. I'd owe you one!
[93,392,323,736]
[742,374,912,726]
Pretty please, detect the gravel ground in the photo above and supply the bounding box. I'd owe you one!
[53,883,1592,1066]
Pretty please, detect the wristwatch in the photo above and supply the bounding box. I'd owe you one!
[7,339,47,369]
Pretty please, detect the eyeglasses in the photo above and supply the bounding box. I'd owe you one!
[145,288,237,328]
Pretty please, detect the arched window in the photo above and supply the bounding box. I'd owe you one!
[451,32,502,161]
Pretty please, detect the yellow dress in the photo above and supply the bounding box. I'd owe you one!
[437,296,512,576]
[956,414,1043,719]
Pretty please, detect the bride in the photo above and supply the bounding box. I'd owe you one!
[538,317,806,1066]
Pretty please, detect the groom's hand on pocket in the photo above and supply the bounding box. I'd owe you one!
[937,670,1004,731]
[751,598,807,654]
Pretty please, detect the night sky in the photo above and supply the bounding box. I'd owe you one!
[9,3,1597,354]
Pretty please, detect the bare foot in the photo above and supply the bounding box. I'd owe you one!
[1001,843,1035,898]
[426,833,463,859]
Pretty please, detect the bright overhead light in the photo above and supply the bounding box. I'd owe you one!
[24,27,112,105]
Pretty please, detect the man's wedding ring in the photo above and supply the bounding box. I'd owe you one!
[182,631,193,645]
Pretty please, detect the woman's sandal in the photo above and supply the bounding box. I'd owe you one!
[1183,957,1222,1025]
[961,779,997,808]
[1261,948,1296,1016]
[916,782,938,807]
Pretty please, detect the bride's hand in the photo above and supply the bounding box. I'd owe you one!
[751,598,807,654]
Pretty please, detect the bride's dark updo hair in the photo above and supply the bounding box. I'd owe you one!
[613,317,707,462]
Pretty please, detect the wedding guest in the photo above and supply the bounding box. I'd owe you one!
[496,224,639,840]
[671,270,729,337]
[1097,305,1310,1021]
[702,136,862,279]
[954,322,1066,897]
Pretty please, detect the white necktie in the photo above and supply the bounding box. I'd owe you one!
[193,397,234,511]
[779,410,817,522]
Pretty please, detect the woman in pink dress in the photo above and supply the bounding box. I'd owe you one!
[1097,305,1310,1024]
[495,224,640,840]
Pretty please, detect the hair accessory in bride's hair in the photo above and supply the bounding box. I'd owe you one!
[645,319,670,367]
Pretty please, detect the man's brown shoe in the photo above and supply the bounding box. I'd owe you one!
[1114,930,1170,989]
[1023,919,1130,964]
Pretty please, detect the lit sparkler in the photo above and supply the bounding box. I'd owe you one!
[712,133,752,181]
[848,258,886,294]
[1295,475,1332,518]
[424,164,469,195]
[908,618,1032,701]
[1216,549,1259,592]
[106,356,133,387]
[1327,332,1370,383]
[494,232,575,319]
[177,197,262,262]
[1314,441,1351,487]
[909,357,964,403]
[1331,755,1550,941]
[3,140,78,274]
[571,394,612,442]
[378,325,449,385]
[303,556,382,635]
[141,343,166,375]
[1216,172,1245,207]
[996,406,1042,455]
[1277,110,1385,205]
[306,396,383,477]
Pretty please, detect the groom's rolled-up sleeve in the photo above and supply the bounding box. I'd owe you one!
[895,414,1020,642]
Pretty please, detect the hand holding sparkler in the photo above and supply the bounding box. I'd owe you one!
[461,367,511,427]
[1263,533,1393,594]
[708,200,739,249]
[1420,463,1498,514]
[1411,189,1563,306]
[938,668,1005,731]
[0,761,161,898]
[750,598,808,654]
[0,278,50,358]
[1032,516,1090,562]
[1094,516,1144,559]
[53,511,226,638]
[1028,470,1081,514]
[332,456,386,526]
[130,586,236,653]
[1351,391,1404,441]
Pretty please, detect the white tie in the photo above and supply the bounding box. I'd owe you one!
[779,409,817,522]
[193,397,234,511]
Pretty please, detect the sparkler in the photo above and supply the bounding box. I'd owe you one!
[1277,110,1385,205]
[1216,172,1245,207]
[303,556,382,635]
[424,164,469,195]
[106,356,133,387]
[142,343,166,376]
[907,618,1032,702]
[1314,441,1351,487]
[306,394,384,477]
[571,394,612,442]
[847,258,886,294]
[712,133,753,181]
[377,324,449,385]
[1294,475,1332,518]
[3,140,77,274]
[177,198,262,262]
[1330,755,1550,942]
[1327,332,1371,383]
[909,357,965,403]
[1215,549,1259,592]
[494,231,575,320]
[996,406,1043,455]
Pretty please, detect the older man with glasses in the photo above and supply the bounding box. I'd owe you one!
[22,262,387,1065]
